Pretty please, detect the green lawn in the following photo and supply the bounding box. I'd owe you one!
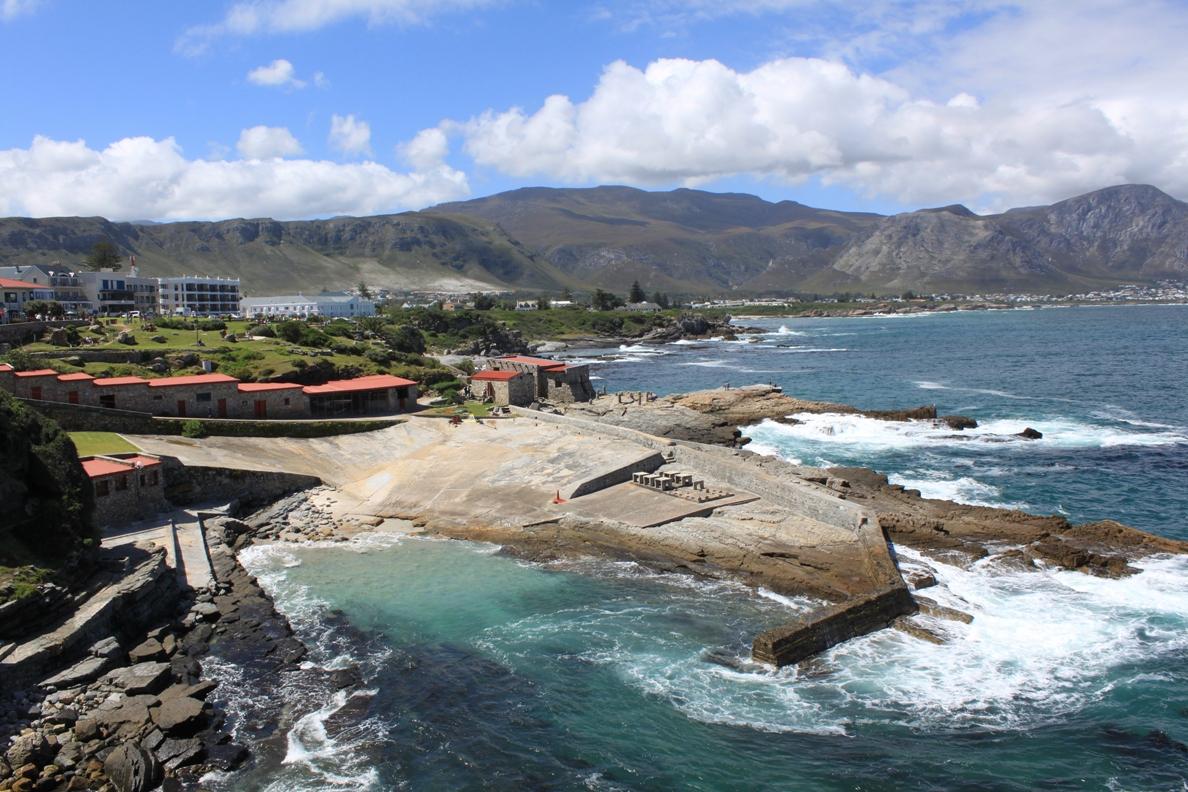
[69,431,140,457]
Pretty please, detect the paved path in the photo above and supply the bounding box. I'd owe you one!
[101,508,214,591]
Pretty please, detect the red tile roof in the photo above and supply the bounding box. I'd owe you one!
[0,277,42,289]
[81,455,159,479]
[93,376,149,387]
[0,364,13,372]
[472,369,523,381]
[303,374,417,395]
[499,355,567,371]
[237,381,303,392]
[57,372,95,382]
[147,373,238,388]
[14,369,59,378]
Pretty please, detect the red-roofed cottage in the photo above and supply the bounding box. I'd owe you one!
[81,453,168,526]
[237,381,308,418]
[488,355,595,403]
[470,368,535,407]
[0,276,53,323]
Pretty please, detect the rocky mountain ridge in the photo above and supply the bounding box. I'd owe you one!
[0,184,1184,295]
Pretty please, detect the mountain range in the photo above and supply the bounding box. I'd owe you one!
[0,184,1183,296]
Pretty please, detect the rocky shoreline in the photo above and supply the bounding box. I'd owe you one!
[0,489,374,792]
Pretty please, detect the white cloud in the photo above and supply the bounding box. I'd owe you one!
[449,44,1188,209]
[179,0,499,53]
[246,58,306,89]
[328,113,372,156]
[400,127,450,170]
[1,0,40,21]
[0,135,468,221]
[236,126,304,159]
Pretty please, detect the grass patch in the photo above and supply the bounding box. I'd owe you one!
[421,401,495,418]
[0,565,54,603]
[69,431,139,457]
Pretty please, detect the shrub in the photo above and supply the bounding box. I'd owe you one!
[180,419,208,438]
[276,320,332,348]
[366,348,392,365]
[247,324,274,337]
[382,325,427,355]
[456,358,475,375]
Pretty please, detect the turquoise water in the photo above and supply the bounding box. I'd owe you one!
[214,306,1188,790]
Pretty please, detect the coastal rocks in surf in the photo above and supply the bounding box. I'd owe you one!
[565,385,967,447]
[830,467,1188,576]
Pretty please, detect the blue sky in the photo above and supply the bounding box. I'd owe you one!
[1,0,1186,220]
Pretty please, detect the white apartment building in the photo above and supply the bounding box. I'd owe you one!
[241,291,375,319]
[76,269,159,315]
[158,275,242,317]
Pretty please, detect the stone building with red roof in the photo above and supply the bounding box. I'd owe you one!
[81,453,168,526]
[487,355,595,403]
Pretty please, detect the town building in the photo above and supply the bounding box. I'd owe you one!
[470,368,535,407]
[158,275,241,317]
[240,291,376,319]
[81,453,168,527]
[0,277,54,323]
[76,269,159,316]
[0,366,418,419]
[487,355,596,403]
[0,265,93,315]
[625,301,661,312]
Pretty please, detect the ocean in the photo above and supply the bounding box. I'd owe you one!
[210,305,1188,791]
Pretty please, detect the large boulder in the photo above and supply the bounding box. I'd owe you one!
[4,732,51,768]
[48,328,69,346]
[103,743,161,792]
[115,331,137,346]
[150,696,206,735]
[102,661,172,695]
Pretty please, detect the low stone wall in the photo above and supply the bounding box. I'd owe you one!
[751,585,917,667]
[158,460,321,510]
[563,451,666,499]
[22,398,401,438]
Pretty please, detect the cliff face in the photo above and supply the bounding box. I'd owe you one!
[0,391,96,565]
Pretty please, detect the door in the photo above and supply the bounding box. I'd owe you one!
[217,398,227,418]
[254,400,267,418]
[68,390,78,404]
[176,400,187,417]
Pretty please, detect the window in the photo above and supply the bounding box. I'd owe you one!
[115,476,128,491]
[30,386,42,400]
[196,392,212,403]
[95,480,110,497]
[283,398,290,406]
[99,394,115,409]
[148,469,158,486]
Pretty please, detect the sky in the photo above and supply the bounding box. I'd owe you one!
[1,0,1186,221]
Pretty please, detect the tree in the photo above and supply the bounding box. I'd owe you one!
[629,281,646,303]
[536,295,551,310]
[472,292,497,310]
[592,289,623,311]
[901,290,917,301]
[23,300,63,318]
[651,291,671,309]
[84,239,121,271]
[358,316,386,335]
[560,287,573,302]
[382,324,426,355]
[358,281,373,299]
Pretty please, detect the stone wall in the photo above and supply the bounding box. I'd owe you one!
[751,586,917,667]
[159,460,322,510]
[563,451,667,499]
[22,399,400,438]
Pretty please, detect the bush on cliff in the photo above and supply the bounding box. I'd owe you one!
[0,390,96,566]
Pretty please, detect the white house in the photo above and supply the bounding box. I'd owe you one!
[158,275,242,317]
[241,291,376,319]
